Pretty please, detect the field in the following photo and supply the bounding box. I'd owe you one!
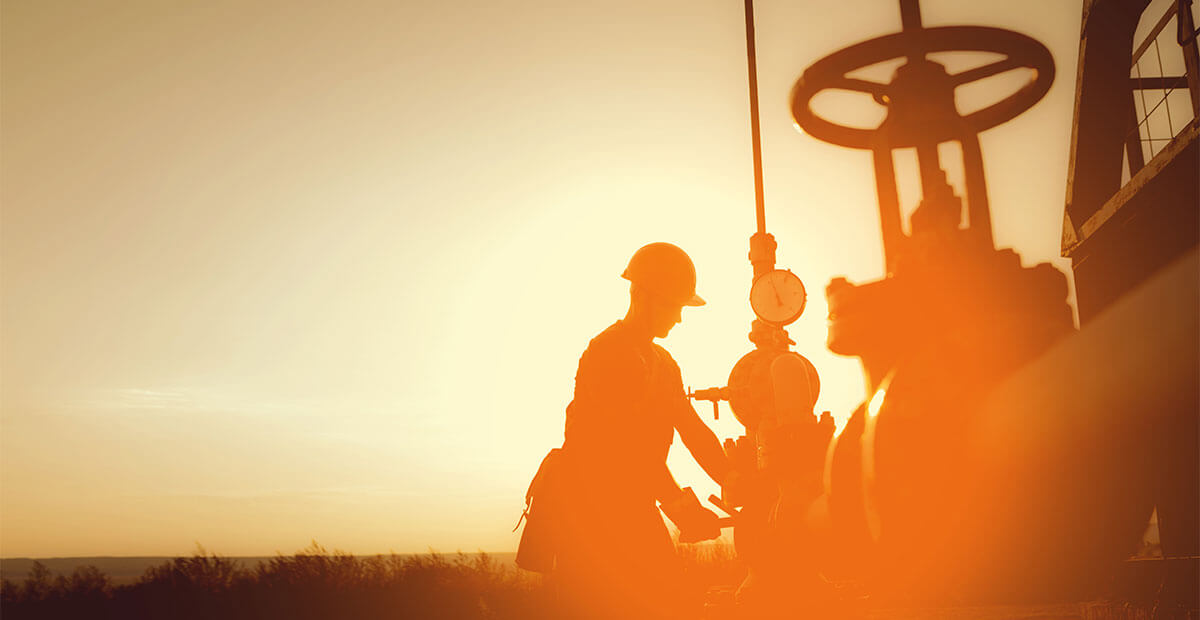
[1,544,1191,619]
[0,543,554,620]
[0,552,519,587]
[0,543,741,619]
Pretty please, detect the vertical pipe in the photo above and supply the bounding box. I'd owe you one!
[743,0,781,350]
[744,0,766,236]
[872,146,904,270]
[899,0,923,31]
[899,0,926,61]
[960,132,994,248]
[915,142,944,196]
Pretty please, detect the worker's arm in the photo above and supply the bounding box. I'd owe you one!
[674,398,734,487]
[652,346,735,488]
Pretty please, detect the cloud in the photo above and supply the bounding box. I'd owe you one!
[65,386,319,419]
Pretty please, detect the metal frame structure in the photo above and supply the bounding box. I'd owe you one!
[1061,0,1199,607]
[1063,0,1199,319]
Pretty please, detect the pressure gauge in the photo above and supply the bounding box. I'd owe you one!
[750,269,807,326]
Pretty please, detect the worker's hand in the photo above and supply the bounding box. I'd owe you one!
[677,506,721,543]
[660,487,721,543]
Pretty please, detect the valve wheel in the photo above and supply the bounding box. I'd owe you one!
[790,26,1055,149]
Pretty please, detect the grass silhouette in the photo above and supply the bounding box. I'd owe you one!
[3,543,1178,618]
[0,542,561,620]
[1,541,742,619]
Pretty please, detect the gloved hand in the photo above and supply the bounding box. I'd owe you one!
[660,487,721,543]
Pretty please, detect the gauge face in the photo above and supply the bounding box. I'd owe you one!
[750,269,807,325]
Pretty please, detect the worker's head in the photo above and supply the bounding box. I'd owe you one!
[622,243,704,338]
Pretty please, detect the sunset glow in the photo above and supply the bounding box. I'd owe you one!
[3,0,1090,559]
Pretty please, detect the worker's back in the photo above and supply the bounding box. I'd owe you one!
[555,320,692,619]
[563,320,679,495]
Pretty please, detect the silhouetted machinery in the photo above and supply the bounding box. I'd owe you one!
[699,0,1198,610]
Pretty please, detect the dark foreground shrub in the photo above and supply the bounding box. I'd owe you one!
[0,545,553,620]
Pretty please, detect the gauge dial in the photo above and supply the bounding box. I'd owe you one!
[750,269,807,326]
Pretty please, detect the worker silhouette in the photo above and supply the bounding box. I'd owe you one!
[551,242,737,619]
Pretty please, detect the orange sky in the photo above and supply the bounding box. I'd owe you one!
[1,0,1103,557]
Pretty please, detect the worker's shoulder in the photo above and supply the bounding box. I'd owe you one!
[583,322,678,361]
[586,321,625,345]
[576,322,632,367]
[580,321,622,355]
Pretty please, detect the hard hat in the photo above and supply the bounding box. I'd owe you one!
[621,242,706,307]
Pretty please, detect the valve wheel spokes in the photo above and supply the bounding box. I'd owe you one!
[829,76,891,97]
[949,56,1026,86]
[790,25,1055,149]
